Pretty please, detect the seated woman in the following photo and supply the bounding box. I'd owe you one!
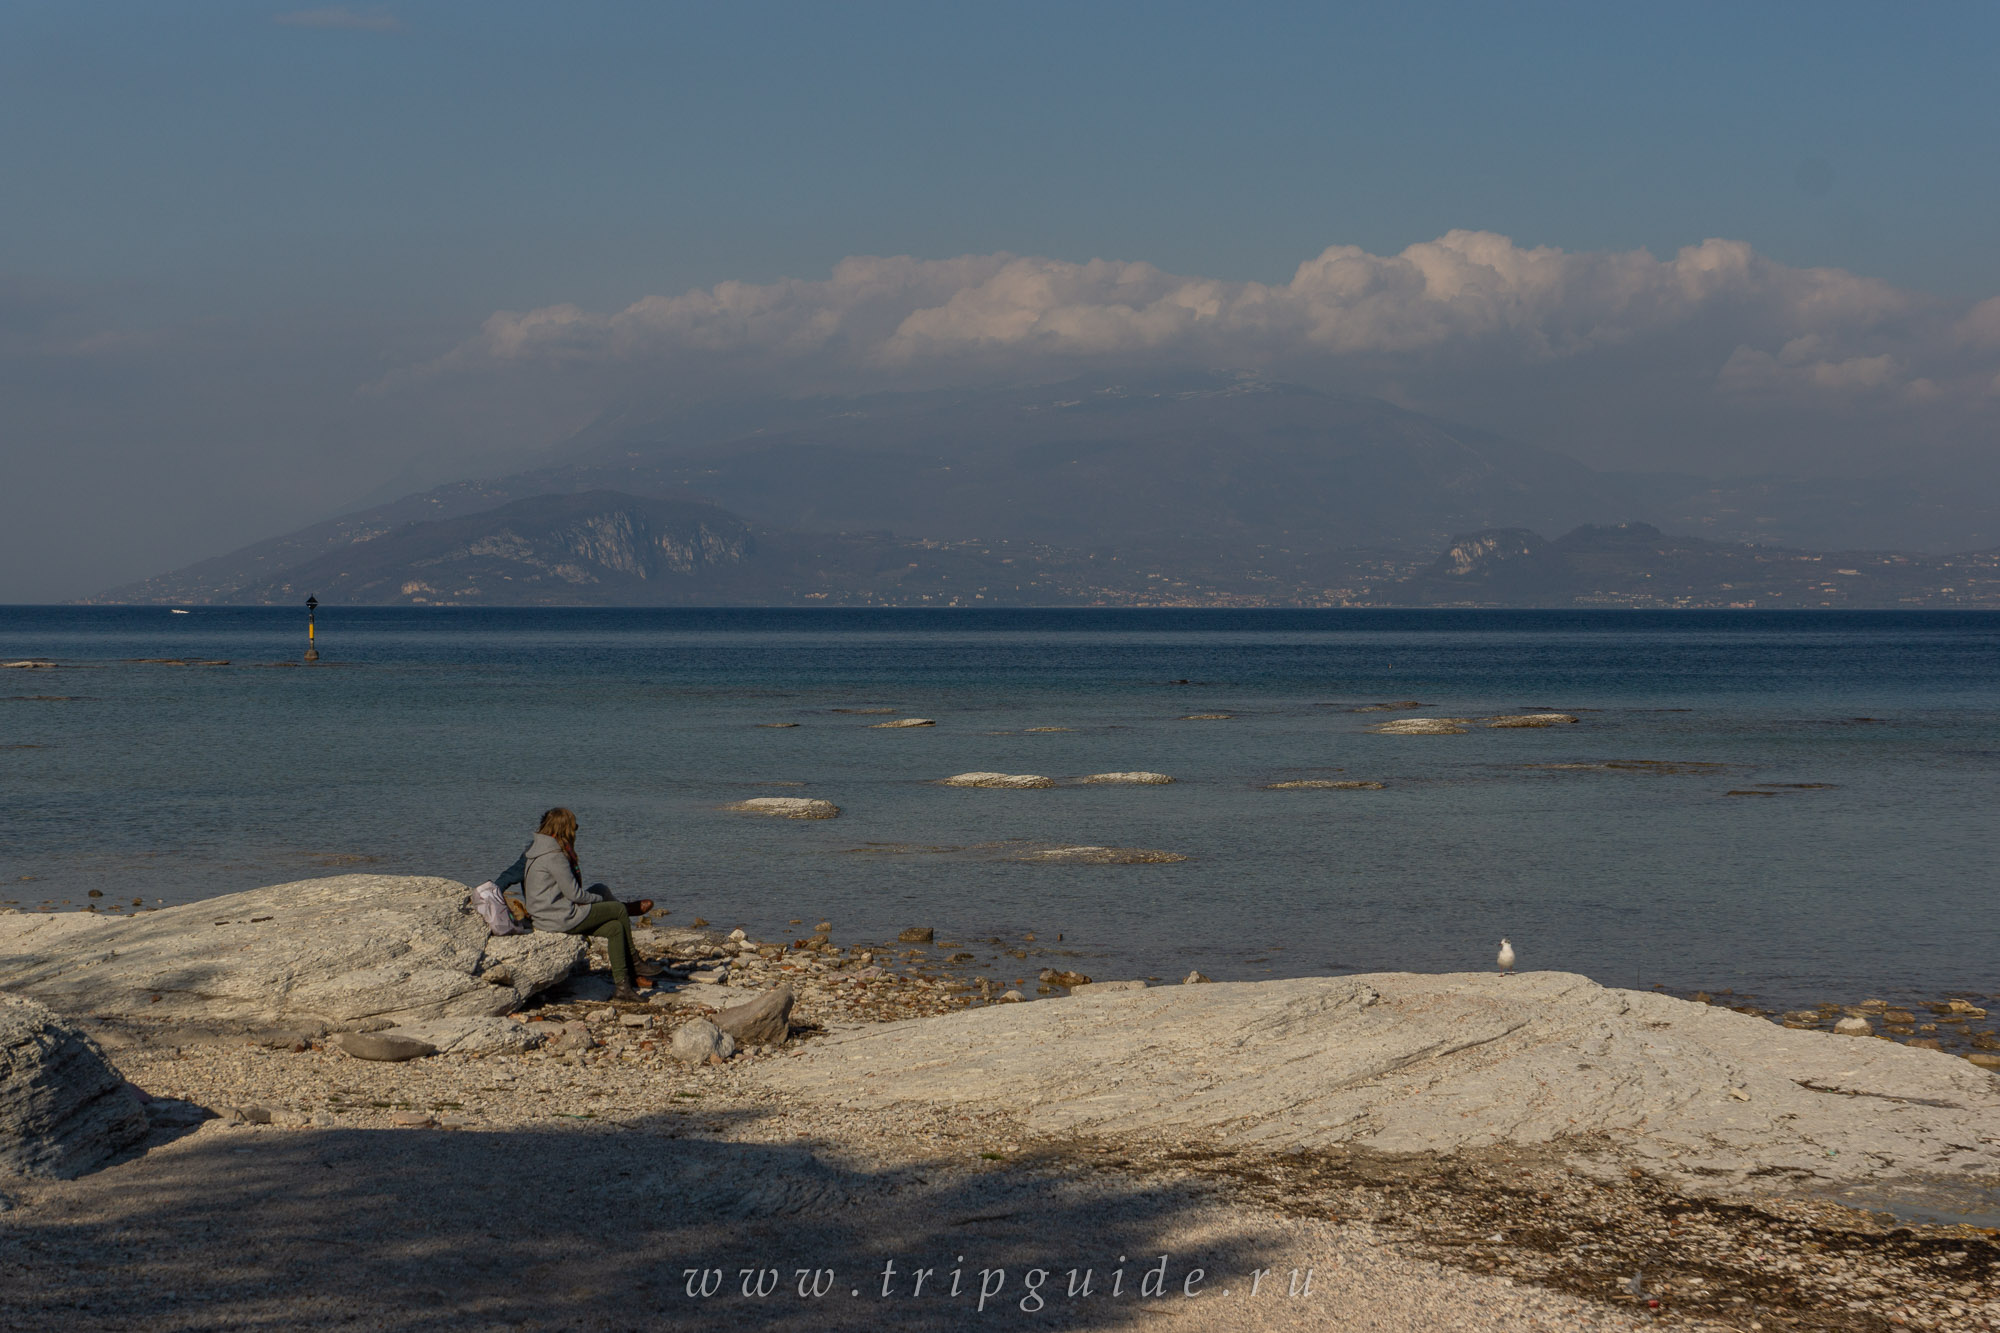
[502,807,659,999]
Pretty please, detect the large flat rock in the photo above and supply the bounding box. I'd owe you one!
[0,876,585,1033]
[0,993,148,1179]
[754,972,2000,1196]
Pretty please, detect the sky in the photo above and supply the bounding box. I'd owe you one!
[3,1,1999,599]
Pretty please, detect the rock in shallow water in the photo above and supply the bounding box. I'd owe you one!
[869,718,935,728]
[0,994,149,1179]
[1486,714,1580,727]
[1075,771,1175,785]
[1368,717,1471,735]
[1264,779,1386,790]
[940,772,1054,789]
[722,797,841,819]
[1014,846,1187,864]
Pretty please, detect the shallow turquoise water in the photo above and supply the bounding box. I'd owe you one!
[4,606,1997,1011]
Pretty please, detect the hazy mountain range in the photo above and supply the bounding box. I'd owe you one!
[91,373,2000,608]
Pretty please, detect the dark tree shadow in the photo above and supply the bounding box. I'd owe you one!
[0,1106,1293,1331]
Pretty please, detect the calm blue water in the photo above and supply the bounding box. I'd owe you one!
[3,607,1997,1011]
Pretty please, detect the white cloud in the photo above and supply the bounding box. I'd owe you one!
[1956,295,2000,349]
[413,231,1978,405]
[274,8,402,32]
[375,231,2000,482]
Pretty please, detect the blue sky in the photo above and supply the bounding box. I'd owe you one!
[3,1,1999,597]
[8,2,1994,307]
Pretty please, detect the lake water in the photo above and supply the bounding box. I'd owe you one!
[3,606,1997,1013]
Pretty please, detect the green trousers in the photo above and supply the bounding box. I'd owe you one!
[566,900,635,986]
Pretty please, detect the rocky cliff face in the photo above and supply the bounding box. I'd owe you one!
[1436,528,1547,577]
[231,492,755,604]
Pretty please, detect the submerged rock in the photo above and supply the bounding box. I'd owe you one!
[1178,713,1232,721]
[722,797,841,819]
[0,876,588,1032]
[1264,779,1386,790]
[1487,714,1580,727]
[1353,701,1425,712]
[941,772,1055,789]
[870,718,936,728]
[1075,771,1175,784]
[1015,846,1187,864]
[1368,717,1470,735]
[897,927,935,944]
[0,994,149,1179]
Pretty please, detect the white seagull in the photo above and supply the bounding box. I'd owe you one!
[1496,938,1516,974]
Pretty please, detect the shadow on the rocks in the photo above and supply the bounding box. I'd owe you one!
[0,1108,1284,1332]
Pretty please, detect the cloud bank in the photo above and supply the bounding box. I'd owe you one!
[410,233,2000,425]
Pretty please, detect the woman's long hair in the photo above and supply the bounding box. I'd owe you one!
[538,807,579,876]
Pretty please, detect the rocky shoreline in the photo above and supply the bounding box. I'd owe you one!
[2,878,1997,1331]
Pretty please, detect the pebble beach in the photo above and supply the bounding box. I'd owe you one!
[4,906,1997,1331]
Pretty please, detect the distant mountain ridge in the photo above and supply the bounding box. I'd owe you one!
[137,491,1112,607]
[1387,522,2000,608]
[244,492,754,605]
[550,372,1637,554]
[89,491,2000,609]
[90,371,2000,607]
[97,373,1640,603]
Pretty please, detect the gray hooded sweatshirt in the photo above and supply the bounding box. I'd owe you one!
[493,833,608,934]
